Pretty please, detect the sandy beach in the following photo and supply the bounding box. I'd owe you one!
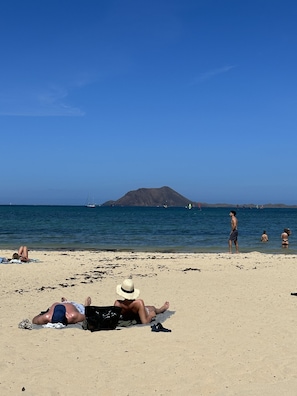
[1,250,297,395]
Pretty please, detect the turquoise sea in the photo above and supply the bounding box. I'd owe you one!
[0,205,296,254]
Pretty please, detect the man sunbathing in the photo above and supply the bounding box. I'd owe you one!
[114,278,169,324]
[32,297,91,325]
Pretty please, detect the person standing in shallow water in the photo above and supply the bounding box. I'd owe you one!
[228,210,239,253]
[261,230,268,242]
[281,228,291,248]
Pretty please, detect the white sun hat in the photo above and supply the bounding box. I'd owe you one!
[116,278,140,300]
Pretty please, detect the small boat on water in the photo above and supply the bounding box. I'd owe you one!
[86,203,96,208]
[85,196,96,208]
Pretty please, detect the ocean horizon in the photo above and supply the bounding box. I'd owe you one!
[0,205,296,254]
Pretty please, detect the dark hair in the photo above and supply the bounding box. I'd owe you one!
[230,210,236,216]
[12,253,19,259]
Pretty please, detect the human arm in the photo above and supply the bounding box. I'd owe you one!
[32,312,51,325]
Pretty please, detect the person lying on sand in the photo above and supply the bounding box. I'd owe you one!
[12,246,30,262]
[32,297,91,325]
[114,278,169,324]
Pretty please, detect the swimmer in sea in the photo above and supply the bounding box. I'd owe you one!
[261,230,268,242]
[281,228,291,248]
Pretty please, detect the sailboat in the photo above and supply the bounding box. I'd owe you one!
[85,196,96,208]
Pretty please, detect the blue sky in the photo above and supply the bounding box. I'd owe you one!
[1,0,297,205]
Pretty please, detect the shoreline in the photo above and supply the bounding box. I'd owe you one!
[1,246,296,255]
[1,250,297,395]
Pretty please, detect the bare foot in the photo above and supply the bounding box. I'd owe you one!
[61,297,68,302]
[156,301,169,314]
[85,296,91,306]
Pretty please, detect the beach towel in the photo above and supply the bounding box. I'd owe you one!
[18,319,83,330]
[0,258,40,264]
[116,310,175,328]
[18,310,175,331]
[43,322,66,329]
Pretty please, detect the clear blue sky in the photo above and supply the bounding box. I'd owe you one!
[1,0,297,205]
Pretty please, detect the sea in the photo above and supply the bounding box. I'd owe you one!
[0,205,296,254]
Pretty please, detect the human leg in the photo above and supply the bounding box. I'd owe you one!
[85,296,91,306]
[229,230,238,254]
[61,296,91,305]
[146,301,169,315]
[18,246,29,261]
[228,239,232,253]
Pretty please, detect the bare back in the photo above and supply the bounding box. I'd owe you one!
[114,299,142,320]
[231,215,238,231]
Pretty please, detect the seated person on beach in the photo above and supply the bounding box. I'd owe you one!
[114,278,169,324]
[12,246,30,262]
[281,228,291,247]
[32,296,91,325]
[261,230,268,242]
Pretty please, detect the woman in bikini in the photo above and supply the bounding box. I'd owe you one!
[114,278,169,324]
[281,228,291,247]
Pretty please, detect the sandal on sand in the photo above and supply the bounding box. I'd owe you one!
[151,322,171,332]
[18,319,33,330]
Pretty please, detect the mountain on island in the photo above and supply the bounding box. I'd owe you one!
[100,186,297,208]
[102,186,193,207]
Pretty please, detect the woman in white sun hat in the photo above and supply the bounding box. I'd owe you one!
[114,278,169,324]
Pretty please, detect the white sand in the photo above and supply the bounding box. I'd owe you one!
[1,250,297,395]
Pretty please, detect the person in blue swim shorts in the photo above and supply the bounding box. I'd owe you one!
[32,297,91,325]
[228,210,239,254]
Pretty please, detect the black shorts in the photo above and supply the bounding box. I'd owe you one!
[229,230,238,241]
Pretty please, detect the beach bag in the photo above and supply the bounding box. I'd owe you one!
[85,306,122,332]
